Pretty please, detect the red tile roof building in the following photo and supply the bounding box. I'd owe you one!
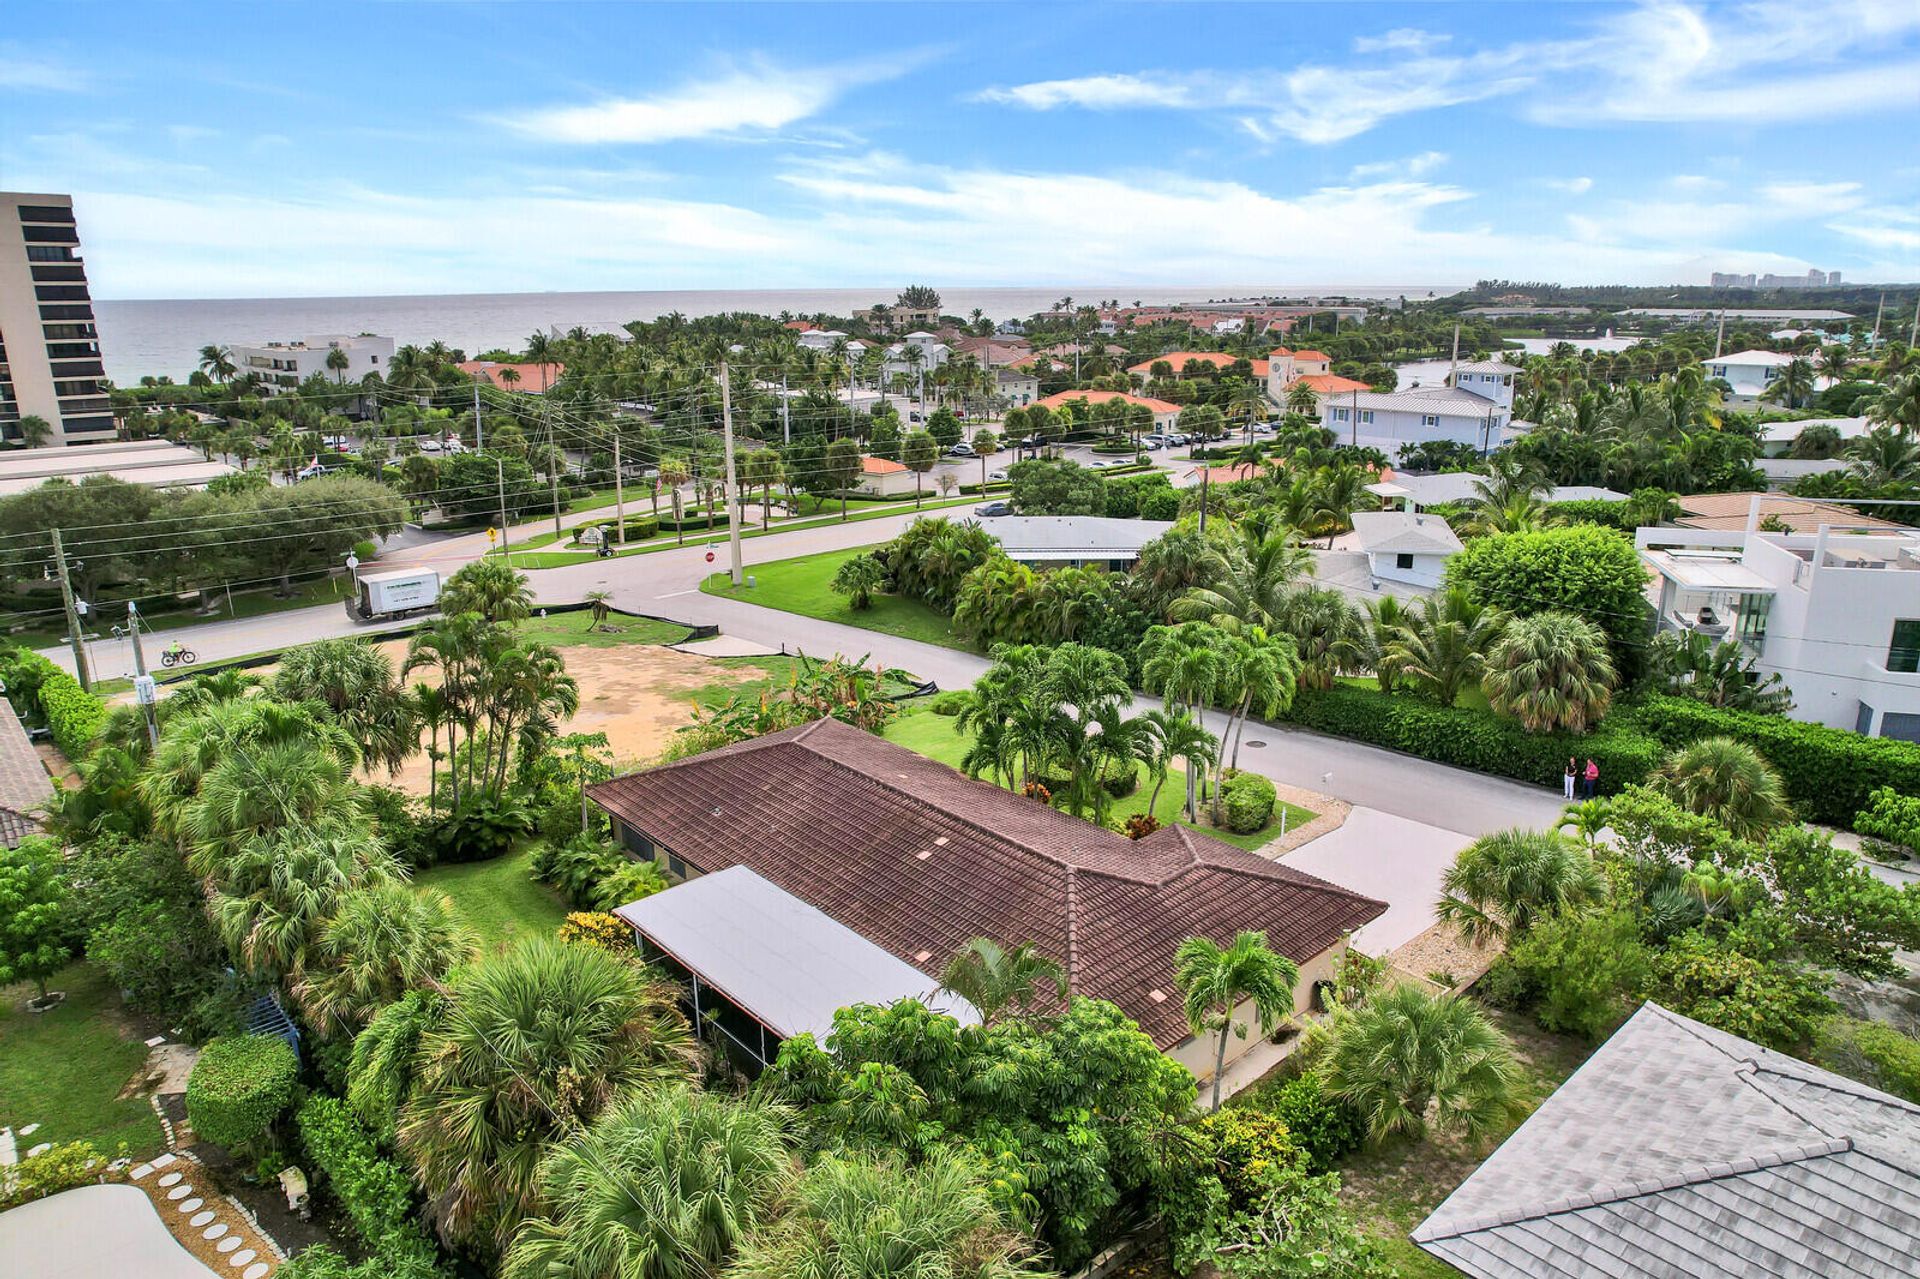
[588,718,1383,1056]
[457,360,564,393]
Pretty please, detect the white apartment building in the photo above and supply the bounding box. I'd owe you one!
[1638,513,1920,740]
[228,334,395,394]
[1318,359,1516,453]
[0,192,116,446]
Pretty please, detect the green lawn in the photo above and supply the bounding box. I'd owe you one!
[415,845,570,951]
[511,612,688,650]
[884,706,1314,851]
[701,548,972,651]
[0,963,167,1159]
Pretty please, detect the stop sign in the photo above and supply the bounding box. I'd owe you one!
[705,551,715,563]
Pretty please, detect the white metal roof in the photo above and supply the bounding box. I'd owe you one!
[1351,510,1464,556]
[1639,549,1777,593]
[1709,349,1795,367]
[988,516,1175,559]
[614,865,980,1041]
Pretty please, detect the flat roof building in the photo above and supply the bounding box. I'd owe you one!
[228,334,394,395]
[0,439,235,497]
[0,192,115,447]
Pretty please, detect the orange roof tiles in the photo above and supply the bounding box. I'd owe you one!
[1290,373,1372,394]
[861,456,907,475]
[458,360,564,393]
[1036,389,1180,414]
[1292,349,1331,361]
[1127,352,1270,378]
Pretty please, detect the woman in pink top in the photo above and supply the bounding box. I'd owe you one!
[1583,757,1599,800]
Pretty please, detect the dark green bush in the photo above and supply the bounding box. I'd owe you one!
[1630,695,1920,829]
[185,1035,298,1150]
[1279,683,1662,792]
[39,671,106,761]
[1545,499,1629,529]
[1472,955,1542,1012]
[422,795,531,864]
[294,1095,445,1276]
[926,689,970,716]
[1261,1074,1364,1173]
[1811,1015,1920,1103]
[1221,772,1277,833]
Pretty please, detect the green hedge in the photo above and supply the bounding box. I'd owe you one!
[1627,695,1920,828]
[1277,683,1663,792]
[294,1095,445,1274]
[185,1035,298,1149]
[40,669,106,761]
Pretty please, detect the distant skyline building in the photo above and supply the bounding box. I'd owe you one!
[0,192,116,447]
[1710,268,1841,289]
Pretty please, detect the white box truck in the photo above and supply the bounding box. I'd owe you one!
[345,568,441,622]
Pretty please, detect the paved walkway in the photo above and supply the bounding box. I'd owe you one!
[0,1183,220,1279]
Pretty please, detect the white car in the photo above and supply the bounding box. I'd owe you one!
[1141,434,1169,449]
[987,469,1008,482]
[948,442,976,457]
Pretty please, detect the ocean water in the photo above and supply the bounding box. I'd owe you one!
[93,284,1460,382]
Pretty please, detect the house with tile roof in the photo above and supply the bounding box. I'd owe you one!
[1035,389,1181,430]
[1413,1001,1920,1278]
[457,360,564,393]
[588,717,1384,1079]
[1265,348,1370,403]
[1127,352,1270,381]
[853,454,918,497]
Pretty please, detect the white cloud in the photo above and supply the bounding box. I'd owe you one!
[1349,151,1449,180]
[497,57,898,144]
[1543,177,1594,195]
[1831,206,1920,253]
[974,0,1920,141]
[974,73,1202,110]
[0,44,91,92]
[1353,28,1447,54]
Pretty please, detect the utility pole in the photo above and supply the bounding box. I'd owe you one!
[720,361,744,586]
[125,602,159,750]
[546,410,562,539]
[496,456,512,557]
[1448,323,1460,386]
[780,371,791,444]
[577,739,590,834]
[1198,464,1210,535]
[1910,296,1919,350]
[1873,293,1885,343]
[51,529,91,690]
[1350,387,1360,448]
[613,434,626,546]
[472,381,484,453]
[1713,309,1727,359]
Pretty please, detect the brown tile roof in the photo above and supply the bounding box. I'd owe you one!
[0,710,51,845]
[1675,492,1907,532]
[1127,352,1270,378]
[1036,389,1181,415]
[1291,373,1373,394]
[588,718,1383,1049]
[860,456,907,475]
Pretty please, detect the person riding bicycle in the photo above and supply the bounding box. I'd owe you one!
[166,639,185,663]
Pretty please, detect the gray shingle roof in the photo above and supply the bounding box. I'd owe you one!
[1351,510,1464,556]
[1412,1002,1920,1278]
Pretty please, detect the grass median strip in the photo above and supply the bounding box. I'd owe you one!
[699,547,970,651]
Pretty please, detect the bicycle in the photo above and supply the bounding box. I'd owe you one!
[159,647,198,668]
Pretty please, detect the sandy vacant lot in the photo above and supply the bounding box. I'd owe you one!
[260,636,775,797]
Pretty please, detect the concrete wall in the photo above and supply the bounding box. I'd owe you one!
[1166,942,1344,1080]
[1368,549,1451,590]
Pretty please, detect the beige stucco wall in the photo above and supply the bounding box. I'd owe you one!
[1166,940,1345,1080]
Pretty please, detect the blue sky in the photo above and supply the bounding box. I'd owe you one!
[3,0,1918,298]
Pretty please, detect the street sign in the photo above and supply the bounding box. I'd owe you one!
[705,551,715,563]
[486,527,498,544]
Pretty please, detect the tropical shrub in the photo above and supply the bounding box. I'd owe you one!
[1320,983,1523,1141]
[0,836,72,1004]
[1122,813,1162,839]
[422,795,530,864]
[1220,771,1277,833]
[556,910,629,951]
[1277,682,1661,791]
[1481,611,1616,732]
[1445,522,1651,670]
[67,837,225,1031]
[829,553,886,610]
[1506,907,1651,1040]
[0,1141,116,1211]
[927,689,970,715]
[1260,1073,1365,1173]
[1651,925,1833,1050]
[1189,1107,1302,1206]
[1853,786,1920,858]
[590,858,667,912]
[1811,1015,1920,1103]
[38,668,107,761]
[1171,1162,1393,1279]
[185,1035,299,1150]
[294,1095,444,1275]
[1652,736,1796,838]
[1435,828,1607,945]
[1630,694,1920,830]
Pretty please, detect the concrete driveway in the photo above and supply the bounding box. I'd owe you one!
[1279,807,1465,955]
[0,1184,215,1278]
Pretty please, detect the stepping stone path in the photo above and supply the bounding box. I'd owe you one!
[27,1143,50,1157]
[127,1152,277,1277]
[18,1123,38,1136]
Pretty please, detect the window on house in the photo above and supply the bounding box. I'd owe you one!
[1360,410,1375,424]
[1395,553,1414,570]
[1332,408,1348,421]
[1422,414,1439,427]
[1888,619,1920,673]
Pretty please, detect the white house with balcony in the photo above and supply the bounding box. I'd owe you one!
[1637,507,1920,740]
[1318,359,1517,453]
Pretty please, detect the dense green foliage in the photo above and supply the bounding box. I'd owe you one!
[294,1094,445,1276]
[767,996,1194,1268]
[185,1034,299,1150]
[1854,786,1920,858]
[0,648,106,761]
[0,1141,115,1212]
[1811,1016,1920,1104]
[1446,524,1649,669]
[1250,1073,1365,1174]
[1221,771,1278,833]
[0,836,71,1003]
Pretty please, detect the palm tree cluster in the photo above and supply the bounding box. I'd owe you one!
[1504,368,1764,494]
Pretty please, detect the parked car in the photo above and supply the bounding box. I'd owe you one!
[1142,434,1169,448]
[416,438,444,454]
[948,442,976,457]
[295,462,329,482]
[1169,432,1191,446]
[1088,460,1110,470]
[987,469,1008,482]
[974,500,1012,517]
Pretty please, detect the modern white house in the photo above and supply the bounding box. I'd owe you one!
[1702,349,1825,406]
[1323,386,1511,453]
[228,334,394,394]
[1363,472,1626,512]
[1350,510,1463,590]
[796,328,870,358]
[1637,507,1920,739]
[985,516,1175,570]
[1754,415,1871,457]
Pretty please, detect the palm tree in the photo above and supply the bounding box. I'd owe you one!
[1322,983,1523,1142]
[940,937,1068,1024]
[295,883,477,1036]
[1764,357,1817,410]
[1435,828,1606,946]
[1272,586,1364,691]
[1384,586,1506,708]
[1481,611,1616,733]
[1652,737,1796,839]
[1846,426,1920,487]
[583,589,614,630]
[503,1086,793,1279]
[273,637,418,774]
[1171,527,1313,633]
[208,825,402,985]
[731,1150,1041,1279]
[198,344,237,382]
[1138,707,1215,819]
[439,558,534,623]
[398,937,696,1249]
[14,414,54,448]
[325,346,351,384]
[1174,930,1299,1107]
